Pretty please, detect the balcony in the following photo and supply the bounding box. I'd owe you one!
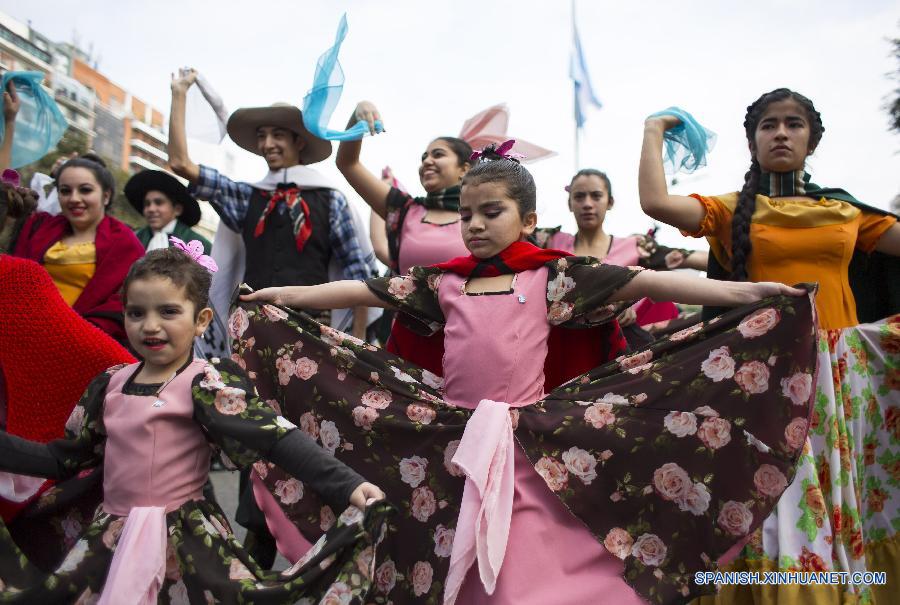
[128,155,166,172]
[129,119,166,143]
[0,24,52,65]
[130,138,168,162]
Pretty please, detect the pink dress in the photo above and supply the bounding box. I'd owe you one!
[438,269,644,604]
[396,204,469,274]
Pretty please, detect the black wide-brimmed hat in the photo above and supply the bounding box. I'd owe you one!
[124,170,202,227]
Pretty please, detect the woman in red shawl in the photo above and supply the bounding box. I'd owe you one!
[13,156,144,344]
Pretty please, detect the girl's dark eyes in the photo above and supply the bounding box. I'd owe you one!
[126,310,143,319]
[460,215,471,222]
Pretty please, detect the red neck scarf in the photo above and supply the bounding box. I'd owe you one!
[434,240,571,277]
[255,185,313,253]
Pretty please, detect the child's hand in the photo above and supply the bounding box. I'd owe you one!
[749,282,806,301]
[240,287,287,306]
[349,482,385,509]
[616,306,637,327]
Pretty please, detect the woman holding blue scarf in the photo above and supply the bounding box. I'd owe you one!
[640,88,900,605]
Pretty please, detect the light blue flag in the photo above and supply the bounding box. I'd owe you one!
[0,71,68,169]
[570,18,601,129]
[302,14,383,141]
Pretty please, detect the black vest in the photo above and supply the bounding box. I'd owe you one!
[242,186,333,289]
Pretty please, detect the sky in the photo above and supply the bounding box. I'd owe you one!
[4,0,899,251]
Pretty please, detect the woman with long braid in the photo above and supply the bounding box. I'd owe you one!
[640,88,900,604]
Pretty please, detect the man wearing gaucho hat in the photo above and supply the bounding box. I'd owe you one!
[167,68,375,569]
[125,169,212,254]
[167,68,373,338]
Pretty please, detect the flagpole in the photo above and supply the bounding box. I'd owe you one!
[572,0,578,171]
[574,126,580,170]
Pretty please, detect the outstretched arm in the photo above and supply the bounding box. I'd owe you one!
[335,101,391,218]
[611,270,804,307]
[0,80,20,169]
[241,280,389,310]
[168,68,200,183]
[639,117,707,233]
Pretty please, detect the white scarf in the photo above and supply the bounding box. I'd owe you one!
[146,219,178,251]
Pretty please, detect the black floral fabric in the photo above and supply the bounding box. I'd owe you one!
[238,258,818,605]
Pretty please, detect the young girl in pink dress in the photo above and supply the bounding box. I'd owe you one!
[0,243,385,604]
[244,146,813,604]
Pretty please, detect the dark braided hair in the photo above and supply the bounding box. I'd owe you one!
[462,143,536,217]
[730,88,824,281]
[431,137,473,168]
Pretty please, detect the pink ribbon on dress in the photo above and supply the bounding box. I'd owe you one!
[444,399,515,605]
[98,506,167,605]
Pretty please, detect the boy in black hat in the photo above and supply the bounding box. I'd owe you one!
[126,170,211,254]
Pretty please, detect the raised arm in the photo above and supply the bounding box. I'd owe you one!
[335,101,391,218]
[167,68,201,183]
[241,280,388,310]
[639,116,708,233]
[0,80,20,169]
[611,270,804,307]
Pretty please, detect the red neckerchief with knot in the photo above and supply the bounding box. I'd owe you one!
[255,184,313,252]
[433,240,572,277]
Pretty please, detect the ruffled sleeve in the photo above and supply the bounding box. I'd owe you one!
[191,358,295,469]
[545,257,640,327]
[366,266,446,336]
[684,193,734,239]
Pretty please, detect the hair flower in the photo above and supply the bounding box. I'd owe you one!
[169,237,218,273]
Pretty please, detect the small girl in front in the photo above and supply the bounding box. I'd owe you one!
[0,242,384,604]
[244,147,809,605]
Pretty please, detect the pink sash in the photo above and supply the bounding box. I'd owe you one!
[444,400,515,605]
[98,506,167,605]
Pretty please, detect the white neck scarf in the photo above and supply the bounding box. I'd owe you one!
[252,165,335,191]
[146,219,178,251]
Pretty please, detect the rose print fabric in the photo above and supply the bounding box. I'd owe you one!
[696,314,900,605]
[0,360,391,604]
[239,257,818,605]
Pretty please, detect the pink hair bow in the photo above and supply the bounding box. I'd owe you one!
[169,237,218,273]
[468,139,526,162]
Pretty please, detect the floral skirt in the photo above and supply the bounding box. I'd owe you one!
[234,291,819,605]
[695,315,899,605]
[0,476,392,604]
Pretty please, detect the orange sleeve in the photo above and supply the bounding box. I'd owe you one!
[856,212,897,253]
[680,194,732,239]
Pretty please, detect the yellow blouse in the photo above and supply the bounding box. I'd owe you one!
[685,193,896,330]
[43,241,97,306]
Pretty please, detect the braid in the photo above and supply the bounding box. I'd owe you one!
[730,87,825,281]
[730,158,760,280]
